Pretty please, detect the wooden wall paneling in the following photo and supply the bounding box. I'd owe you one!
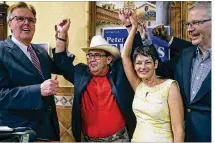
[169,1,182,39]
[0,23,3,40]
[0,3,8,40]
[181,2,189,41]
[169,1,195,41]
[184,1,195,40]
[87,1,96,46]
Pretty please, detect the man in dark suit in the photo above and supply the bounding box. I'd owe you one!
[174,1,211,142]
[0,2,61,141]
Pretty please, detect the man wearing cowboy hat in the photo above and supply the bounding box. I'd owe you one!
[53,19,135,142]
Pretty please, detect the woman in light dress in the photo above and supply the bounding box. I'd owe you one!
[121,10,184,142]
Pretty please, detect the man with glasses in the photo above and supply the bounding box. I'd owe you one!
[174,1,211,142]
[54,19,134,141]
[0,2,61,141]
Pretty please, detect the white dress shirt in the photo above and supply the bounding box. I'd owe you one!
[11,35,33,62]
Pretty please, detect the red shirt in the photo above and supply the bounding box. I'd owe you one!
[81,74,125,138]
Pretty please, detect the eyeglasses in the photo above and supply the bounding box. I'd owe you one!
[86,53,107,60]
[183,19,211,29]
[10,15,37,24]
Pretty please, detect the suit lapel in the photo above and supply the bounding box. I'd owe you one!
[182,47,196,103]
[5,37,39,76]
[191,71,211,104]
[77,68,92,98]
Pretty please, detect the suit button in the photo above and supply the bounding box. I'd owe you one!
[187,108,191,112]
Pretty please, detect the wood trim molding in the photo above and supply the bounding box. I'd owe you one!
[87,1,96,45]
[169,1,195,41]
[169,1,182,39]
[0,3,9,40]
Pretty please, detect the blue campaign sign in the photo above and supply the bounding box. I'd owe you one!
[103,26,170,62]
[103,28,128,52]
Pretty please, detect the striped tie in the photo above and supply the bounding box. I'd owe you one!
[27,46,45,80]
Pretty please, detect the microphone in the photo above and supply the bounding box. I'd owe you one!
[10,130,36,142]
[23,130,36,142]
[0,127,36,142]
[13,127,36,142]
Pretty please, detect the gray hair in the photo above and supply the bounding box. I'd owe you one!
[189,1,211,19]
[7,2,36,22]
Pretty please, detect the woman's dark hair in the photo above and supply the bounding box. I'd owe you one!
[132,44,160,63]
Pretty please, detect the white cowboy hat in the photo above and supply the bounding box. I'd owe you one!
[82,35,120,59]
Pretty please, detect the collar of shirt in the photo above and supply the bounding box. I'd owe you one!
[11,35,29,54]
[196,47,211,60]
[89,67,110,77]
[11,35,32,61]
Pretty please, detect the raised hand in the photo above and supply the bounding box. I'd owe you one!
[40,75,59,96]
[152,24,171,42]
[129,10,138,28]
[55,19,70,52]
[137,22,148,40]
[119,8,132,27]
[55,18,71,34]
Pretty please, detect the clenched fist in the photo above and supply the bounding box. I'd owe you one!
[119,8,132,27]
[40,75,59,96]
[152,24,171,42]
[55,18,71,34]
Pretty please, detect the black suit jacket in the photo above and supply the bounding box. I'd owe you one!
[174,43,211,142]
[0,37,61,141]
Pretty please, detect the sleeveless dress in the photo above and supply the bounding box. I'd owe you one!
[131,79,176,142]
